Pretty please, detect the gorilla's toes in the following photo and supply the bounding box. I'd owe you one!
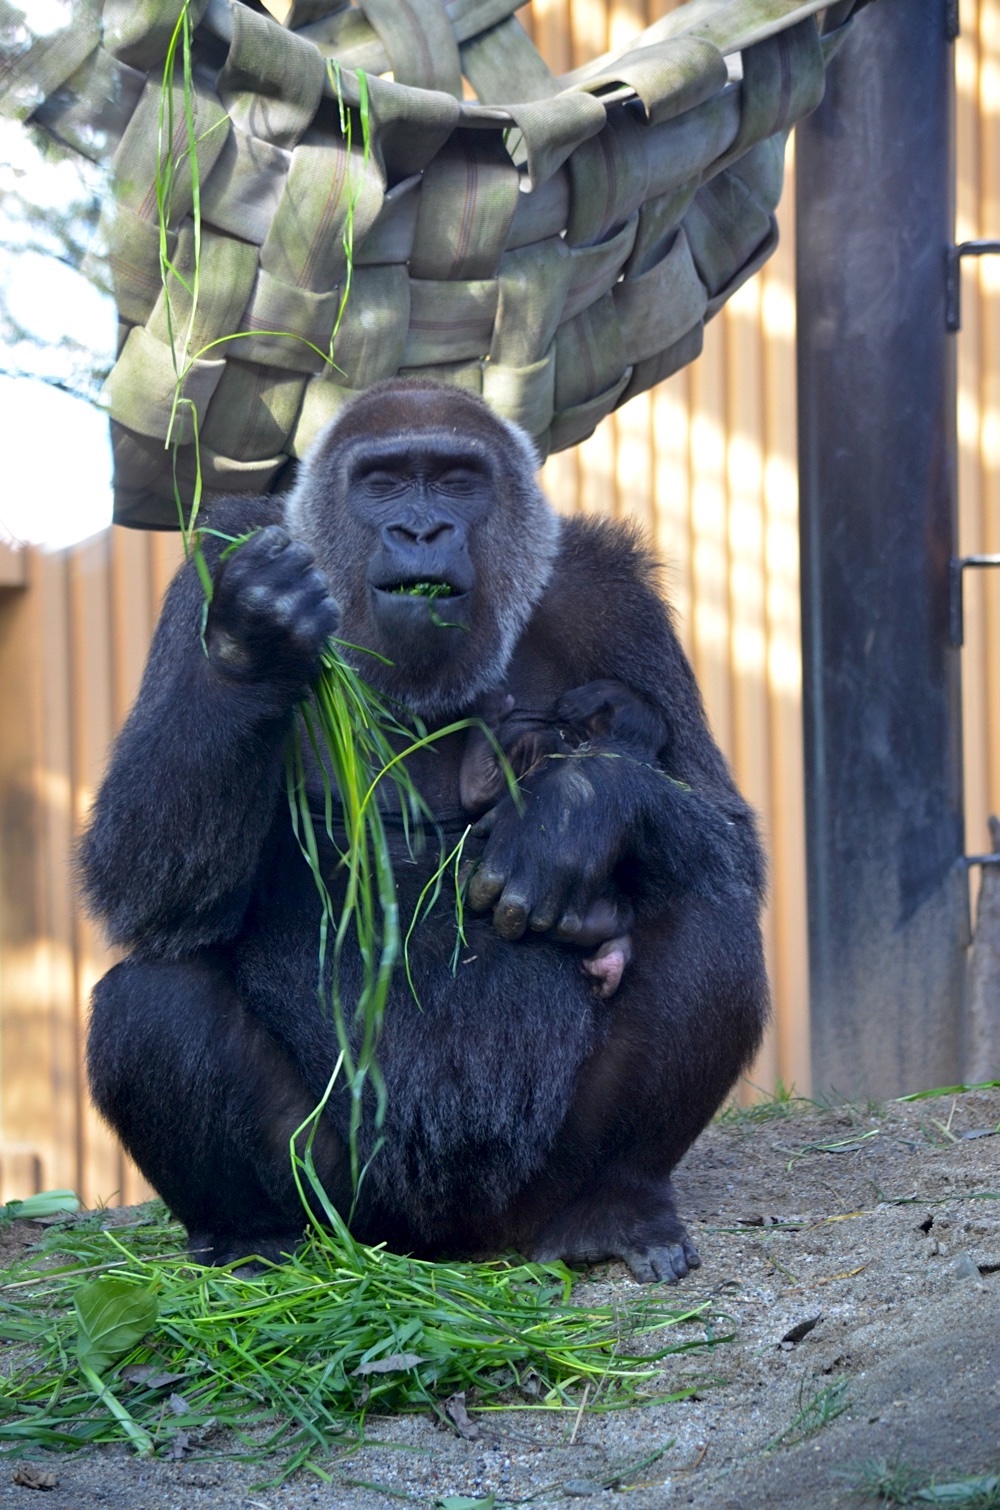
[624,1235,701,1284]
[186,1229,302,1270]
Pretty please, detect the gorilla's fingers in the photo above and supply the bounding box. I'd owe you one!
[466,862,506,911]
[208,523,340,687]
[470,807,500,839]
[493,892,530,940]
[257,524,294,561]
[551,910,583,941]
[526,893,562,933]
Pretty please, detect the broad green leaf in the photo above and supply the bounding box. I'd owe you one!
[4,1189,79,1219]
[74,1277,158,1375]
[436,1498,496,1510]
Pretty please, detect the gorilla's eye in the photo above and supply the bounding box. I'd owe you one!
[360,469,403,496]
[436,468,482,496]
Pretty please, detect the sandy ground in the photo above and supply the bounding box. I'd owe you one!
[0,1086,997,1509]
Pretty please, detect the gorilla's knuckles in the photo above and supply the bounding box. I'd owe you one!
[207,526,340,684]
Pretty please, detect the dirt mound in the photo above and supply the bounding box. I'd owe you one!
[0,1088,996,1508]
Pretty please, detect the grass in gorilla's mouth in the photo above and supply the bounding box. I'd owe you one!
[386,580,455,598]
[0,1200,725,1482]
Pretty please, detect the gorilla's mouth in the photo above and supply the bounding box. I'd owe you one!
[385,580,455,599]
[371,575,471,606]
[369,577,473,640]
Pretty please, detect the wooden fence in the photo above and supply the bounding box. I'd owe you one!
[0,0,997,1205]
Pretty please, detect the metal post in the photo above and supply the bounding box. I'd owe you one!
[796,0,964,1098]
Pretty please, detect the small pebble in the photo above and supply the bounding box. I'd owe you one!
[563,1479,602,1496]
[953,1251,981,1281]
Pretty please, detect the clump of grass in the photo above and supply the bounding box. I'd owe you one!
[716,1079,811,1128]
[763,1377,851,1453]
[0,1206,724,1482]
[896,1081,1000,1103]
[849,1459,1000,1508]
[285,636,484,1200]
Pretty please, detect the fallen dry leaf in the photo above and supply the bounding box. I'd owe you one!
[12,1466,57,1490]
[444,1391,480,1440]
[353,1352,424,1375]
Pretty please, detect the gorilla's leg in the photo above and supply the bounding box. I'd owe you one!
[529,1176,701,1283]
[88,957,346,1265]
[515,899,767,1282]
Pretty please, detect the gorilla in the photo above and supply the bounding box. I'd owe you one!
[82,379,768,1282]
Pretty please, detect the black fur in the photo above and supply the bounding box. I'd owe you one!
[82,379,768,1282]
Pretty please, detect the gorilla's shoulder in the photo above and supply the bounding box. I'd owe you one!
[553,515,664,597]
[201,494,285,540]
[181,495,287,575]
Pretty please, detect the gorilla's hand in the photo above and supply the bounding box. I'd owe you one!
[466,758,624,941]
[206,526,340,690]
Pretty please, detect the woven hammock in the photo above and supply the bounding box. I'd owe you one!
[0,0,867,528]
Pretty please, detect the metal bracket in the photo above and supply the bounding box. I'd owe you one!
[945,0,960,41]
[946,240,1000,331]
[961,855,1000,943]
[949,554,1000,646]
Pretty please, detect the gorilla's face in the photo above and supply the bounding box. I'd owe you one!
[285,383,561,720]
[354,436,486,642]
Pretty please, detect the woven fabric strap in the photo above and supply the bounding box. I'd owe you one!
[0,0,869,527]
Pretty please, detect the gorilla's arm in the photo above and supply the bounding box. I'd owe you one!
[468,517,764,939]
[80,500,339,956]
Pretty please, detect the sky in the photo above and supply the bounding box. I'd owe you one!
[0,17,117,553]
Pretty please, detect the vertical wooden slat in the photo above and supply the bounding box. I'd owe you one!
[652,367,695,662]
[35,550,80,1192]
[68,535,125,1207]
[689,318,734,754]
[723,276,779,1092]
[761,152,810,1094]
[110,528,154,715]
[569,0,609,66]
[106,530,158,1203]
[0,549,80,1201]
[526,0,572,73]
[609,0,646,52]
[724,278,769,813]
[149,531,185,611]
[611,392,655,535]
[0,566,56,1196]
[576,418,619,517]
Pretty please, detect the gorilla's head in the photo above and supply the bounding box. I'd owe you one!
[285,381,561,719]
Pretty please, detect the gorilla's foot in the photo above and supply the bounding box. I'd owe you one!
[622,1233,701,1284]
[580,933,633,997]
[528,1178,701,1284]
[186,1228,303,1271]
